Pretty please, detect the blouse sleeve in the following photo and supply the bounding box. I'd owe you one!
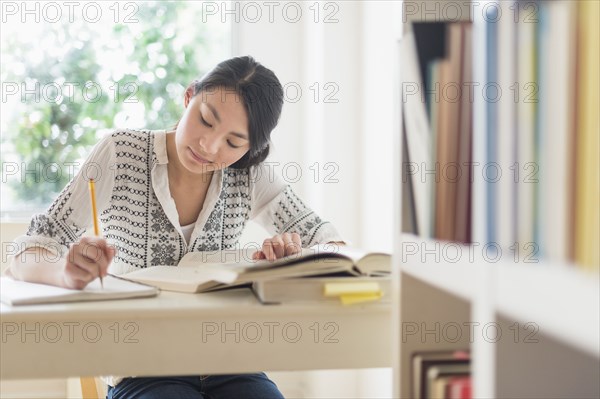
[11,134,117,260]
[249,163,346,247]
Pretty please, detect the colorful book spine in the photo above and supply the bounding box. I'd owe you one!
[537,1,576,263]
[484,4,499,247]
[515,2,538,260]
[448,376,472,399]
[496,1,518,253]
[574,0,600,270]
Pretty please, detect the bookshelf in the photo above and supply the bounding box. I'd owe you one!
[394,1,599,398]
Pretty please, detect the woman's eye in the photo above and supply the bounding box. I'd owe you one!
[227,140,242,149]
[200,116,212,128]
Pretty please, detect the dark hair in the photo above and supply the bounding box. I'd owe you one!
[176,56,284,169]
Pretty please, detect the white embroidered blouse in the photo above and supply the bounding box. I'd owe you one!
[13,129,344,273]
[12,129,345,386]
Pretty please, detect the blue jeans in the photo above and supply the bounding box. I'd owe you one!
[106,373,284,399]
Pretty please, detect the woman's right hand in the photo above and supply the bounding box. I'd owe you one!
[62,237,116,290]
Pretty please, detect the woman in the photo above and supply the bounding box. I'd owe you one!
[8,56,344,398]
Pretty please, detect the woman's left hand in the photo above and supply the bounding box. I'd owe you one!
[252,232,302,261]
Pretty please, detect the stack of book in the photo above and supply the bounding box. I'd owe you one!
[412,350,471,399]
[119,245,391,305]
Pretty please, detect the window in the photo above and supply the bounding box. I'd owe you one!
[0,1,232,220]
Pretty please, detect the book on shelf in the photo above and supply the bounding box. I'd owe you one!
[496,0,517,252]
[447,376,472,399]
[427,363,470,399]
[483,4,498,247]
[252,274,391,305]
[402,114,419,235]
[574,0,599,270]
[434,22,466,242]
[0,275,159,306]
[426,59,442,238]
[537,0,577,262]
[118,245,391,294]
[401,25,435,237]
[454,22,473,245]
[515,2,537,255]
[402,21,473,244]
[411,350,470,399]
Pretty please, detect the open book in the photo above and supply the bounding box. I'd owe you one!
[118,245,391,294]
[0,275,159,306]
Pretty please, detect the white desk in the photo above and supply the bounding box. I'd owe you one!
[1,288,391,379]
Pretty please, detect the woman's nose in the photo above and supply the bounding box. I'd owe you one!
[199,135,219,155]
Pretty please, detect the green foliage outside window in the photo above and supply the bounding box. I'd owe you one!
[0,1,230,211]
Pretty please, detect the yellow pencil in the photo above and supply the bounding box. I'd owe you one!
[88,178,104,289]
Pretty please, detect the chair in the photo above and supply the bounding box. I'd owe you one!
[80,377,106,399]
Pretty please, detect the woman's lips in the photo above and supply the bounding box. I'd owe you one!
[188,147,212,164]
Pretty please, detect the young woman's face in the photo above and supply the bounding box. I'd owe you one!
[175,86,250,174]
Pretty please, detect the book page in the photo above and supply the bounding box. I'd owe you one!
[310,244,369,262]
[178,248,258,267]
[174,247,389,277]
[177,247,334,271]
[310,244,390,270]
[355,253,391,276]
[119,265,239,287]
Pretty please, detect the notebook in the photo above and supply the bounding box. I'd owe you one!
[0,275,159,306]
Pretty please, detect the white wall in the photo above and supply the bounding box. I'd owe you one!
[236,1,397,251]
[235,1,363,247]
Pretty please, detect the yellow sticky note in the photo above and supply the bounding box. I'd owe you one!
[324,282,381,297]
[340,292,383,305]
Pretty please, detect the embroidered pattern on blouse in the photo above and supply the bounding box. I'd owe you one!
[150,242,177,266]
[150,208,174,233]
[28,214,55,238]
[27,210,84,249]
[273,185,330,247]
[196,195,223,252]
[193,168,251,251]
[106,130,154,268]
[148,188,181,266]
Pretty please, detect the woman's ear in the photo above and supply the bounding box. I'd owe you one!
[184,86,194,108]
